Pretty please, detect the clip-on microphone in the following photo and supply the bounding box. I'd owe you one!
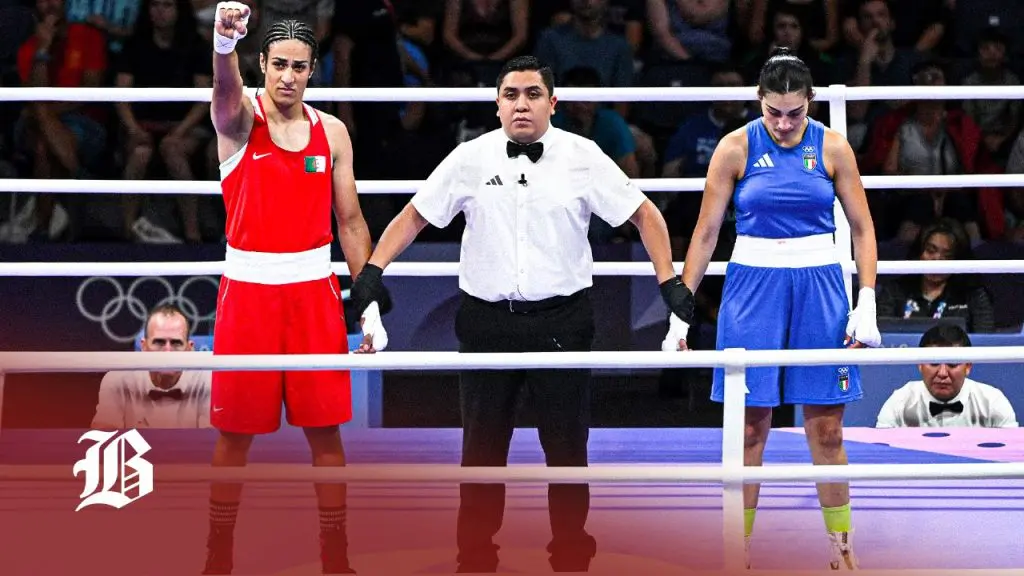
[518,173,528,186]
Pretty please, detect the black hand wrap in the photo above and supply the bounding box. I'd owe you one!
[350,264,393,316]
[659,278,694,324]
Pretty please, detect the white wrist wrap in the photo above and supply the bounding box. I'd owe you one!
[845,287,881,348]
[361,301,389,352]
[213,2,249,55]
[857,287,876,311]
[661,313,690,352]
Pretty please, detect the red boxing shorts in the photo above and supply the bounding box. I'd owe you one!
[211,245,352,434]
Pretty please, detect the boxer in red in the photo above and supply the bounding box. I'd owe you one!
[202,3,389,574]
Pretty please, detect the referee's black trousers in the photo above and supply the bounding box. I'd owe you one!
[454,290,597,572]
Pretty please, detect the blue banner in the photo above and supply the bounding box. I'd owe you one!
[1,242,1021,429]
[0,242,643,352]
[0,242,639,428]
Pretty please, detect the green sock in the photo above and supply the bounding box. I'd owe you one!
[822,503,852,533]
[744,508,756,537]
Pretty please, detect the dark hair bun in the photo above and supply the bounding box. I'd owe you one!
[757,46,813,98]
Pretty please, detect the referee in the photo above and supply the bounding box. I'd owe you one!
[351,55,691,572]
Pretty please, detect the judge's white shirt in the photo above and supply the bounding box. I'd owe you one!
[876,378,1018,428]
[91,370,212,429]
[410,126,646,302]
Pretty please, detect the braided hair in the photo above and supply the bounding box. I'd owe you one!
[261,19,319,66]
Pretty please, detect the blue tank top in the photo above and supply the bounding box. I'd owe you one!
[733,117,836,239]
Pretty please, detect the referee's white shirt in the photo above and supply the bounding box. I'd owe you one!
[91,370,212,429]
[410,126,647,302]
[876,378,1018,428]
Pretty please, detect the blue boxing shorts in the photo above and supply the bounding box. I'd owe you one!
[710,234,862,407]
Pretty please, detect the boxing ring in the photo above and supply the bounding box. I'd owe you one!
[0,84,1022,575]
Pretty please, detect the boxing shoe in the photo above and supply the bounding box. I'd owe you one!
[827,531,859,570]
[201,532,233,574]
[320,529,357,574]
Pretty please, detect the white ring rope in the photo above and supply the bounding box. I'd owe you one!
[1,346,1020,373]
[0,260,1020,277]
[3,174,1022,195]
[1,462,1023,483]
[0,344,1021,486]
[3,84,1024,102]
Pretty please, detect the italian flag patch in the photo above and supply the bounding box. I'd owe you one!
[304,155,327,173]
[802,152,817,171]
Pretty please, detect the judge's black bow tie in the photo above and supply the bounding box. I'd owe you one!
[507,140,543,163]
[149,388,184,401]
[929,400,963,417]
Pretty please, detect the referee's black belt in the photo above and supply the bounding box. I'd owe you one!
[465,289,588,314]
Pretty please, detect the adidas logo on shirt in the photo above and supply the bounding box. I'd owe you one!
[752,153,774,168]
[485,175,504,186]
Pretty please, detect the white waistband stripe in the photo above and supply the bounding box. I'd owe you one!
[729,234,838,268]
[223,244,332,285]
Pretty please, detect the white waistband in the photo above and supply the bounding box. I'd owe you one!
[730,233,838,268]
[223,244,332,285]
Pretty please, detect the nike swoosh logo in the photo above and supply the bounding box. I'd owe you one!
[212,407,224,412]
[252,153,271,160]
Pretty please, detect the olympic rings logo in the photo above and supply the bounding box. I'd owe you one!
[76,276,220,344]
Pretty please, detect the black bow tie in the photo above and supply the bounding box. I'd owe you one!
[149,388,184,401]
[507,140,543,163]
[929,400,963,417]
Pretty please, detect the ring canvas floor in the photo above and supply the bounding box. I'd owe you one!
[0,427,1021,575]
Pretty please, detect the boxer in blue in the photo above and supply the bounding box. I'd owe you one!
[665,47,881,570]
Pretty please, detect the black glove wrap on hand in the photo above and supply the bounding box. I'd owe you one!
[350,264,393,316]
[659,278,694,324]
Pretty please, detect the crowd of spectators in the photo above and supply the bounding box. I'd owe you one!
[1,0,1023,330]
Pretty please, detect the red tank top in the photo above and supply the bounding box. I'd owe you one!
[221,96,333,254]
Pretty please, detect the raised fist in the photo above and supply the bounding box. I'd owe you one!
[214,2,250,54]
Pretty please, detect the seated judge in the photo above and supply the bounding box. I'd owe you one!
[876,324,1017,428]
[91,303,212,429]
